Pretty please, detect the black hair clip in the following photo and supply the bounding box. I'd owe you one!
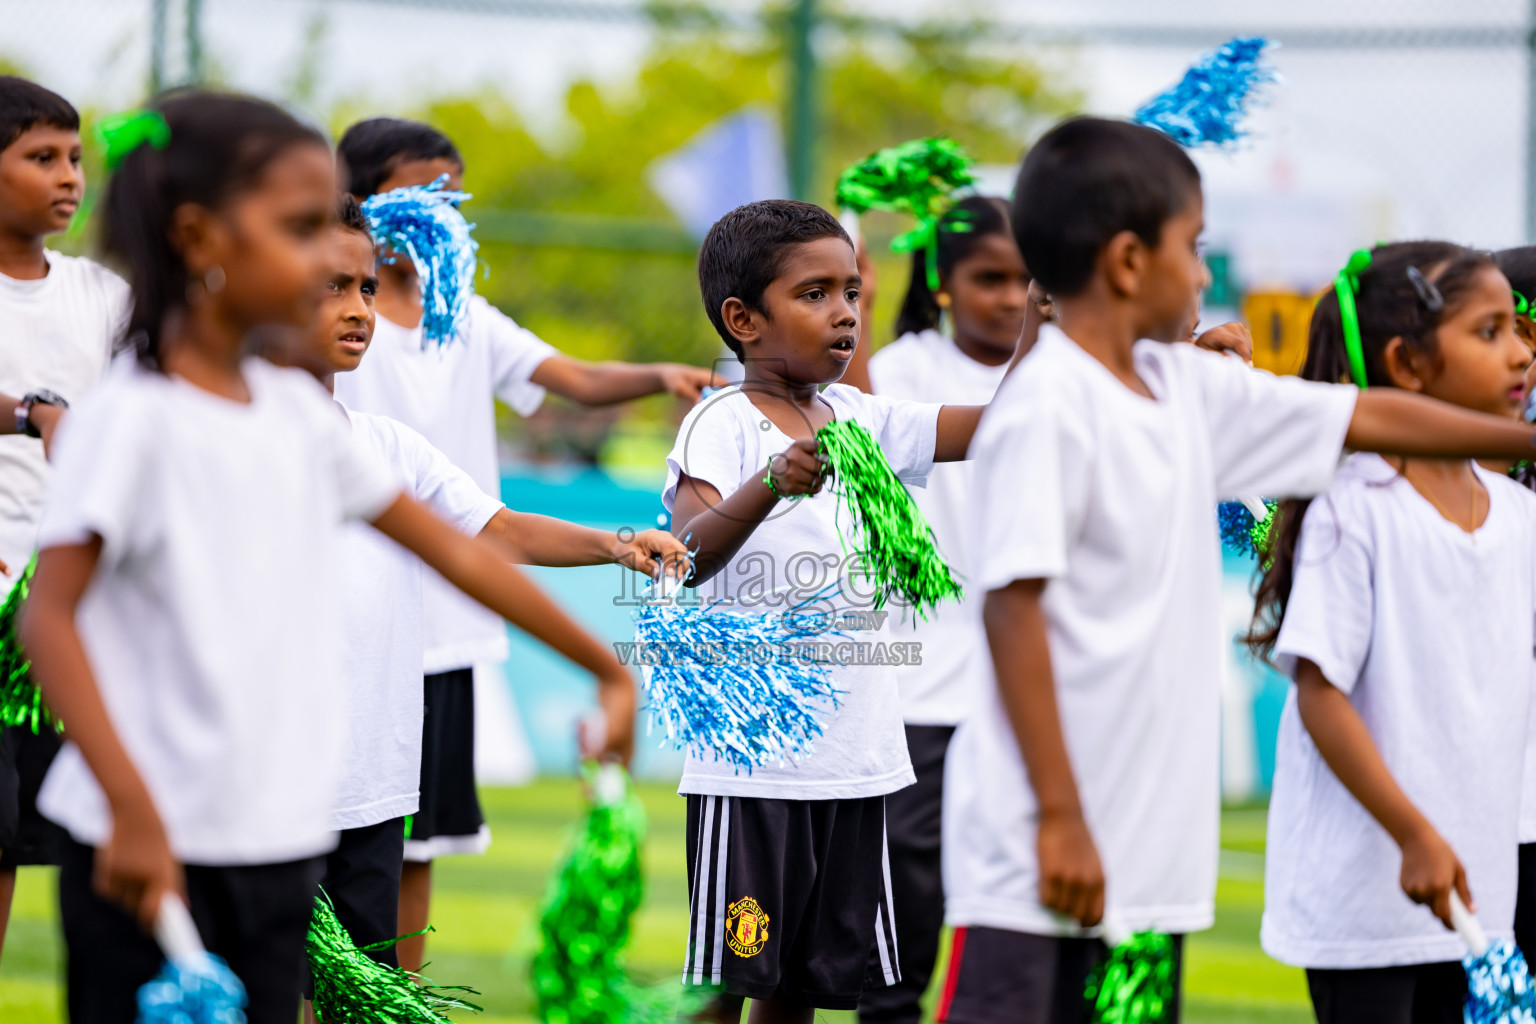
[1406,266,1444,313]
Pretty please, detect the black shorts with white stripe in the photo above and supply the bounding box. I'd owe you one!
[682,793,900,1009]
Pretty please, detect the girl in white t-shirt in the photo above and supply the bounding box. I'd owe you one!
[19,92,638,1024]
[1248,241,1536,1023]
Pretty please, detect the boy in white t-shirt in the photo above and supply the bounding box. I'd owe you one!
[333,118,713,969]
[0,75,127,955]
[266,197,684,999]
[665,199,986,1023]
[939,117,1536,1024]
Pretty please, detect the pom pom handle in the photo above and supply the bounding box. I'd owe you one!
[154,894,206,964]
[1239,496,1269,522]
[839,208,862,249]
[1452,892,1489,957]
[1098,910,1131,950]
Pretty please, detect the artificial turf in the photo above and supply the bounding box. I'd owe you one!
[0,783,1312,1023]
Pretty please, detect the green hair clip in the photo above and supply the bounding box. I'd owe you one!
[834,138,977,292]
[1335,248,1373,389]
[1514,289,1530,317]
[97,109,171,170]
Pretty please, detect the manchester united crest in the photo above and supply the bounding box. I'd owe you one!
[725,896,770,957]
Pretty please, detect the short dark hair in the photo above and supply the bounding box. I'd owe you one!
[337,117,461,198]
[698,199,850,358]
[0,76,79,152]
[336,191,372,239]
[1011,117,1201,298]
[1495,246,1536,304]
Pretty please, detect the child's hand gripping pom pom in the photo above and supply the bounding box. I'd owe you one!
[136,895,248,1024]
[815,420,962,617]
[0,552,57,734]
[1217,498,1277,561]
[1083,913,1176,1024]
[305,889,481,1023]
[361,175,478,348]
[1132,37,1278,148]
[633,569,845,772]
[1452,892,1536,1024]
[529,762,713,1024]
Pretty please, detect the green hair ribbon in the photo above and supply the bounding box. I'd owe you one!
[1514,289,1530,317]
[1335,248,1373,389]
[834,138,977,292]
[97,109,171,170]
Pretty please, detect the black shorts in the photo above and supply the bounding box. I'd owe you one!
[0,724,65,867]
[936,925,1185,1024]
[404,668,487,862]
[682,793,900,1009]
[305,816,407,997]
[1516,842,1536,961]
[58,838,324,1024]
[1305,962,1466,1024]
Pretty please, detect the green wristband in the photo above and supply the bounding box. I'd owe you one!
[763,472,801,502]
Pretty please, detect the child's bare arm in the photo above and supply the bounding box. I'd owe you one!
[530,354,714,405]
[1347,389,1536,459]
[21,541,182,930]
[934,405,986,462]
[669,439,828,586]
[370,495,636,762]
[984,578,1104,927]
[478,510,687,575]
[1294,658,1467,928]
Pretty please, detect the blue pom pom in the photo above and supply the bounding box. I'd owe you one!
[1463,939,1536,1024]
[633,580,846,772]
[1217,501,1258,556]
[361,176,478,347]
[1133,37,1276,148]
[137,953,247,1024]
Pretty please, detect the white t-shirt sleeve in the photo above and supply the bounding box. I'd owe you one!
[662,398,750,512]
[1189,349,1357,500]
[973,396,1093,590]
[35,385,150,565]
[832,385,940,487]
[1272,493,1374,690]
[479,298,558,417]
[401,427,505,535]
[313,401,403,523]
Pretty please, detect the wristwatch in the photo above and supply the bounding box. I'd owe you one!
[15,389,68,438]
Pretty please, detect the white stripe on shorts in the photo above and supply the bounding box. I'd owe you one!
[874,807,901,984]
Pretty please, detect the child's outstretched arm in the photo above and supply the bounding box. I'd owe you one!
[1347,389,1536,459]
[985,578,1105,927]
[935,405,987,462]
[1293,658,1469,929]
[530,354,715,406]
[21,540,183,930]
[478,511,687,574]
[369,495,637,762]
[670,438,828,586]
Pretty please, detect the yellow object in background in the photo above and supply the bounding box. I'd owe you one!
[1243,291,1319,378]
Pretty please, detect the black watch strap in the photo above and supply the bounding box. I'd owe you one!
[16,389,69,438]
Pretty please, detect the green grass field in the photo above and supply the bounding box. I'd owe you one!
[0,783,1312,1023]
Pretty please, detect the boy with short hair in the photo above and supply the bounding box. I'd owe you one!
[333,117,714,968]
[939,116,1536,1023]
[0,75,127,955]
[265,195,680,1001]
[665,199,985,1023]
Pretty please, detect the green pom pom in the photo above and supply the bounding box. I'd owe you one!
[306,890,480,1023]
[835,138,977,291]
[1249,501,1278,560]
[0,554,58,735]
[815,420,963,618]
[530,765,713,1024]
[1084,931,1176,1024]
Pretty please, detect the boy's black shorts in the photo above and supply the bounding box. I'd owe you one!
[681,792,900,1009]
[58,838,324,1024]
[936,925,1185,1024]
[305,816,407,998]
[404,668,488,862]
[0,724,65,867]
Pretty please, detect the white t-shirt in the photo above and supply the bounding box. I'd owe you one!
[944,325,1356,936]
[334,295,557,672]
[37,358,401,865]
[1262,454,1536,968]
[0,251,128,598]
[868,330,1008,725]
[661,383,942,799]
[333,406,505,830]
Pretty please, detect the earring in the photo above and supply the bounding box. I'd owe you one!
[204,265,226,296]
[936,291,953,337]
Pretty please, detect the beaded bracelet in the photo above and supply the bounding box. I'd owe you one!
[763,472,801,501]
